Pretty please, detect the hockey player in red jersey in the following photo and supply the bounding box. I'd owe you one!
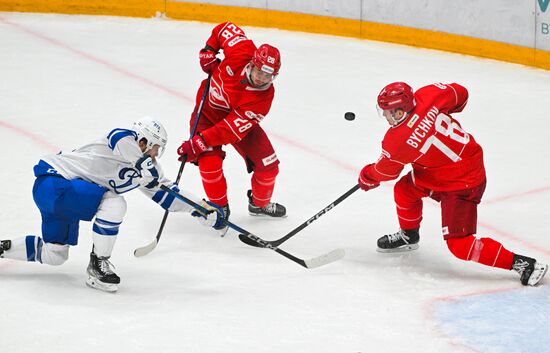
[358,82,547,286]
[177,22,286,229]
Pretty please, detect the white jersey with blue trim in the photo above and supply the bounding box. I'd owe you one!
[39,128,194,212]
[42,128,157,194]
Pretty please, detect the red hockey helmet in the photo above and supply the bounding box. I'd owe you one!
[377,82,415,113]
[251,44,281,76]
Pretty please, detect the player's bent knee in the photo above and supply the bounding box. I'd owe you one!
[40,243,69,266]
[254,165,279,179]
[96,192,127,223]
[446,235,476,261]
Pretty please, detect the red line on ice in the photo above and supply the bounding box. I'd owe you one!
[0,15,194,103]
[0,120,59,153]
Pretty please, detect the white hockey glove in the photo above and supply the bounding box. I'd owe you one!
[191,199,228,236]
[135,155,159,189]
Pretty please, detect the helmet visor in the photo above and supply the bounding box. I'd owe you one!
[156,145,165,158]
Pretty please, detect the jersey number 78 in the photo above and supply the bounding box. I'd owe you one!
[419,114,470,162]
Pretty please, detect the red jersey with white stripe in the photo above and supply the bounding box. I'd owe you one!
[363,83,486,191]
[196,22,274,147]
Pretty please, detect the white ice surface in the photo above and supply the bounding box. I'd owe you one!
[1,12,549,353]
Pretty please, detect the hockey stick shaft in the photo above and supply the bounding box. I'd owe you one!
[159,185,344,268]
[239,184,360,248]
[155,77,211,240]
[134,75,212,257]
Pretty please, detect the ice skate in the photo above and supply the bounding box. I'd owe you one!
[512,255,548,286]
[86,252,120,292]
[377,229,420,253]
[247,190,287,218]
[0,240,11,258]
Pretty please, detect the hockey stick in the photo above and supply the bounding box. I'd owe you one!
[159,184,345,269]
[239,184,360,248]
[134,75,212,257]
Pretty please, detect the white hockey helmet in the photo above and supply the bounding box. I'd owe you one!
[133,117,168,157]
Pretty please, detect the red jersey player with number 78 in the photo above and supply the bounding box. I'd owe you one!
[177,22,287,235]
[358,82,547,286]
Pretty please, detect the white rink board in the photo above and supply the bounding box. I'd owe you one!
[175,0,550,49]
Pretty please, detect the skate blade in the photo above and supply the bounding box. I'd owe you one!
[86,276,118,293]
[248,212,288,218]
[528,263,548,286]
[377,243,419,253]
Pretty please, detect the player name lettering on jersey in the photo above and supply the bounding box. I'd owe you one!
[406,106,439,149]
[228,35,247,47]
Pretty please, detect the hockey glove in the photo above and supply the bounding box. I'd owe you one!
[177,135,209,163]
[199,49,220,74]
[191,199,228,236]
[135,155,159,189]
[358,165,380,191]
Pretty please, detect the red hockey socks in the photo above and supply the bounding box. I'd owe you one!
[250,167,278,208]
[394,178,426,230]
[198,155,228,206]
[446,235,514,270]
[396,201,423,230]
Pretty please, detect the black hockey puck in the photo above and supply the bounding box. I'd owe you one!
[344,112,356,121]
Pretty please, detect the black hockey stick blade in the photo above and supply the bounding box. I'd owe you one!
[160,185,344,269]
[239,184,360,248]
[238,231,345,269]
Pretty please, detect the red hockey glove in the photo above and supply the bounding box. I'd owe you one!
[199,49,220,74]
[177,135,209,163]
[358,165,380,191]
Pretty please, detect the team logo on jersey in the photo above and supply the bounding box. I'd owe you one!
[407,114,420,128]
[109,167,141,194]
[442,226,449,236]
[245,110,265,122]
[209,80,230,110]
[226,66,234,76]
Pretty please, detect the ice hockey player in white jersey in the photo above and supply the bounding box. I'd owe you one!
[0,117,225,292]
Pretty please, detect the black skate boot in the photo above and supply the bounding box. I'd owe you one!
[247,190,287,218]
[0,240,11,258]
[377,229,420,253]
[86,252,120,292]
[512,254,548,286]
